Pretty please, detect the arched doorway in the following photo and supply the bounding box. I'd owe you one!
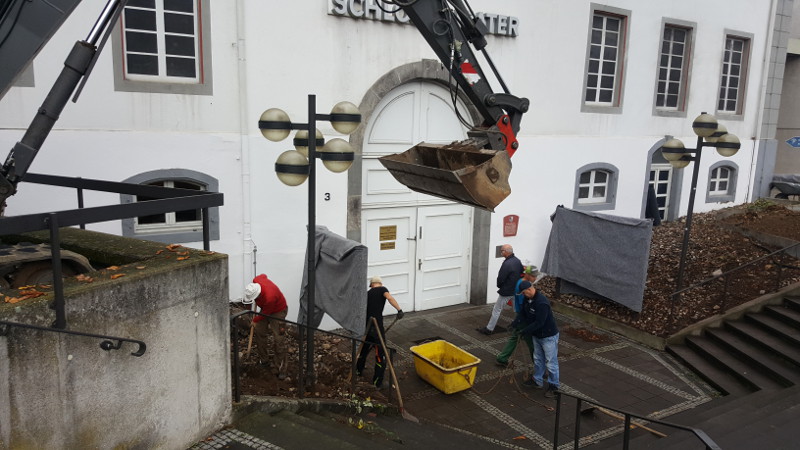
[359,81,474,312]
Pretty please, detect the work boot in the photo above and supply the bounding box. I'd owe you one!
[476,326,493,335]
[523,377,542,389]
[544,385,559,398]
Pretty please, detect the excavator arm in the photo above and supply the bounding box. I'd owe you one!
[0,0,127,213]
[378,0,529,211]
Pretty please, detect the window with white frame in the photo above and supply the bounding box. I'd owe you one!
[717,34,750,115]
[135,180,203,234]
[573,163,619,211]
[112,0,212,95]
[583,7,629,111]
[706,162,738,203]
[120,169,220,243]
[655,23,693,113]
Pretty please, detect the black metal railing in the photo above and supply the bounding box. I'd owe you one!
[230,309,391,403]
[0,172,223,351]
[553,391,720,450]
[668,241,800,333]
[0,319,146,356]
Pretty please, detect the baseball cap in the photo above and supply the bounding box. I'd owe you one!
[523,265,539,275]
[370,276,382,285]
[518,280,533,291]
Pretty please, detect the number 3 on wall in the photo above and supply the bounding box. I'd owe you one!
[324,193,331,201]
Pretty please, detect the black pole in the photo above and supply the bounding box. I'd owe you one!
[674,135,704,298]
[306,94,317,387]
[48,214,66,329]
[231,316,241,403]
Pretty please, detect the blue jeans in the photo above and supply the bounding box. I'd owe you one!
[532,333,560,389]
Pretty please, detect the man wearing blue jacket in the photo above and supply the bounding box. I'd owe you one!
[495,265,539,367]
[477,244,523,335]
[514,280,560,398]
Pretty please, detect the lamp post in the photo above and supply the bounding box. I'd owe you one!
[258,95,361,387]
[660,112,741,300]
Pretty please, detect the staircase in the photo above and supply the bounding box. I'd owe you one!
[666,295,800,396]
[212,400,497,450]
[585,295,800,449]
[629,295,800,448]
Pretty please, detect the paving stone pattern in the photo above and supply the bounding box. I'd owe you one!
[195,303,718,449]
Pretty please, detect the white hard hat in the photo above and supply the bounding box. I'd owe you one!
[243,283,261,304]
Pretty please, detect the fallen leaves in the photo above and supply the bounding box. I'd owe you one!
[76,274,94,283]
[4,287,46,304]
[110,274,125,280]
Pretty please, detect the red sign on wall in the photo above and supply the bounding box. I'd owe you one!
[503,215,519,237]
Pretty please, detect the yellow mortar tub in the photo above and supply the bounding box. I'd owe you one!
[409,340,481,394]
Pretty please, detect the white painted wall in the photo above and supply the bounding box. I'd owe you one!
[0,0,780,326]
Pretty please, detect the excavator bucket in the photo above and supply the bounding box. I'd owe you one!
[378,142,511,212]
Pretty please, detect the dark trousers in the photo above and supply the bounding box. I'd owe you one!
[356,324,386,387]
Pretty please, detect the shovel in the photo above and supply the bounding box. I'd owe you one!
[346,315,400,383]
[371,317,418,423]
[581,405,667,438]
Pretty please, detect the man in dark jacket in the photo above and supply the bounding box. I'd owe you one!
[478,244,523,335]
[514,280,560,398]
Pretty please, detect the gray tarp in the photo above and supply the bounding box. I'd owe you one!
[541,206,653,312]
[298,225,368,336]
[771,174,800,195]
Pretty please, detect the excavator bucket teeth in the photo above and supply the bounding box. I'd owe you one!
[378,142,511,212]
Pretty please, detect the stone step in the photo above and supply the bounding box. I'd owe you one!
[665,343,752,396]
[716,394,800,448]
[705,327,797,386]
[662,386,778,425]
[745,312,800,347]
[626,388,798,450]
[784,295,800,313]
[233,409,404,449]
[684,334,784,391]
[765,303,800,328]
[725,320,800,369]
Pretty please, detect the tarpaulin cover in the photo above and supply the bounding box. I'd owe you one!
[541,206,653,312]
[298,225,367,336]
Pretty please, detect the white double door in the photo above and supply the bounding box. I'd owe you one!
[361,81,474,313]
[362,204,471,312]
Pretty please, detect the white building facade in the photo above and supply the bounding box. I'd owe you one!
[0,0,790,326]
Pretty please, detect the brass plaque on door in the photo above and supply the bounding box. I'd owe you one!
[379,225,397,241]
[380,242,396,250]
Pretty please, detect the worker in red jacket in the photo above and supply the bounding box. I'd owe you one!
[244,274,289,380]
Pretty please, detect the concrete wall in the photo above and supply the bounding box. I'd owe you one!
[0,234,231,449]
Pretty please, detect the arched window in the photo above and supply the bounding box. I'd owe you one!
[120,169,220,243]
[574,163,619,211]
[706,162,738,203]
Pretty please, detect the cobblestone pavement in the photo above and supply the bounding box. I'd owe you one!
[192,303,718,449]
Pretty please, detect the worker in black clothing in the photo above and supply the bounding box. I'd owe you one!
[356,276,404,388]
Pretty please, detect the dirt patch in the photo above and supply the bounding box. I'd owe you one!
[232,318,391,401]
[561,325,614,344]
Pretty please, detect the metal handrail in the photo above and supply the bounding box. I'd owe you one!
[553,390,720,450]
[230,310,387,403]
[0,319,146,356]
[669,241,800,332]
[672,241,800,298]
